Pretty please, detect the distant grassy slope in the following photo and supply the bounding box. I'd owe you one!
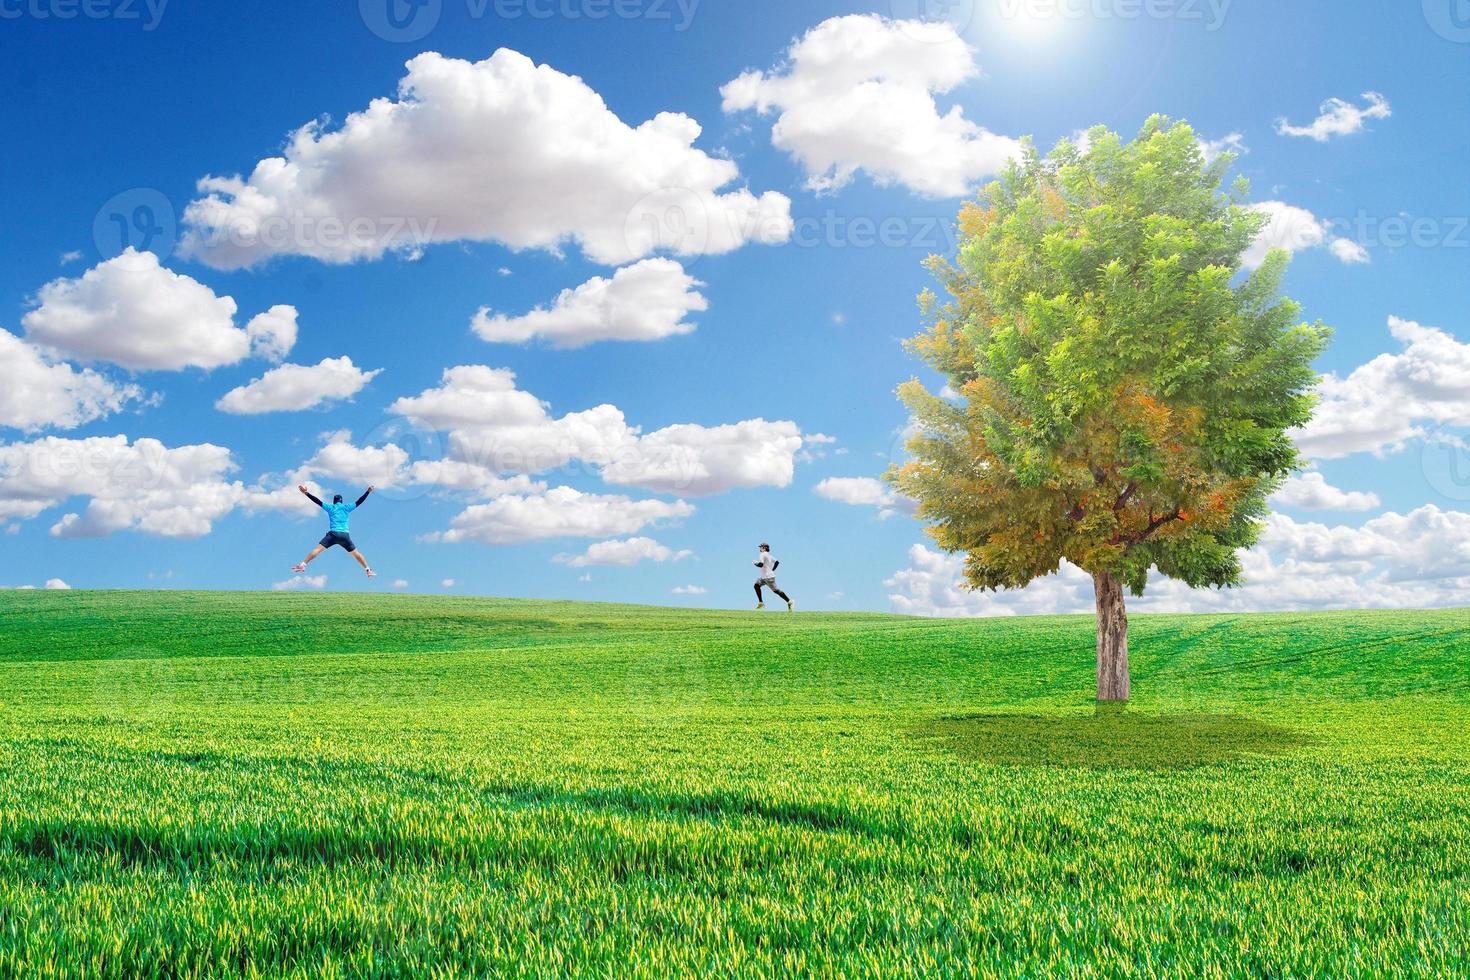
[0,591,1466,977]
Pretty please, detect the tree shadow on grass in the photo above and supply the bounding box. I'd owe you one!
[915,710,1311,771]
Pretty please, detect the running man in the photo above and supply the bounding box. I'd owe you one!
[753,542,793,611]
[292,484,377,577]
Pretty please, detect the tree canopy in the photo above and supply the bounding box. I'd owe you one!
[890,117,1330,671]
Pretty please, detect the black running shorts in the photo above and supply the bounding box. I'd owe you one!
[319,531,356,552]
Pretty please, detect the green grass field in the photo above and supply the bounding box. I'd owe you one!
[0,591,1466,977]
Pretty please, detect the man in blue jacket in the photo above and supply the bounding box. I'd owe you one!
[291,484,377,578]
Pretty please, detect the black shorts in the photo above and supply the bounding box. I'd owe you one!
[319,531,356,552]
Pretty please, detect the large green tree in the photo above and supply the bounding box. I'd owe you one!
[890,117,1330,702]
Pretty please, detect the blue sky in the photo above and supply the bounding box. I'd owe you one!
[2,0,1468,613]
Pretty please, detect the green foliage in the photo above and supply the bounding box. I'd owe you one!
[0,590,1467,976]
[894,117,1331,598]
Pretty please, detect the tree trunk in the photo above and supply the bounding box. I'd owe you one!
[1092,571,1130,702]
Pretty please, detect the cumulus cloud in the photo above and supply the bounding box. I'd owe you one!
[1244,201,1367,269]
[600,419,804,496]
[0,328,142,431]
[22,250,297,371]
[389,366,807,497]
[1295,316,1470,459]
[813,476,916,518]
[553,536,692,567]
[434,486,694,545]
[1328,238,1370,264]
[672,584,707,595]
[216,356,381,415]
[1275,92,1391,142]
[472,259,707,348]
[1271,472,1380,512]
[243,306,300,363]
[0,435,242,538]
[240,430,436,516]
[180,49,792,269]
[886,505,1470,616]
[3,578,71,590]
[272,574,326,591]
[1197,131,1247,165]
[721,14,1021,198]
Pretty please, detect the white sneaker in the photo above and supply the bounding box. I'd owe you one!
[365,568,377,578]
[292,563,307,573]
[787,600,794,612]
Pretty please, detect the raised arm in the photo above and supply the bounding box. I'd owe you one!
[298,484,323,508]
[355,486,375,508]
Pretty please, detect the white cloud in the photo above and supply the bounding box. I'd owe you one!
[1296,316,1470,459]
[272,574,326,591]
[1275,92,1391,142]
[180,49,792,269]
[554,536,692,567]
[722,14,1021,198]
[1327,238,1370,264]
[390,366,807,497]
[390,365,552,432]
[441,579,456,588]
[1197,131,1247,165]
[3,578,72,590]
[1244,201,1367,269]
[672,584,706,595]
[22,250,296,371]
[243,306,300,363]
[886,504,1470,616]
[392,578,409,589]
[434,486,693,545]
[216,357,381,415]
[600,419,805,496]
[0,328,142,432]
[242,429,547,517]
[814,476,916,518]
[473,258,707,348]
[1271,472,1380,512]
[0,435,242,538]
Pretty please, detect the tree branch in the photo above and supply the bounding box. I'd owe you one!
[1113,482,1137,513]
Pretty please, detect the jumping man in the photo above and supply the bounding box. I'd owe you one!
[753,542,792,611]
[292,485,377,577]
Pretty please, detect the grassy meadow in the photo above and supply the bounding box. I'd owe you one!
[0,590,1466,977]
